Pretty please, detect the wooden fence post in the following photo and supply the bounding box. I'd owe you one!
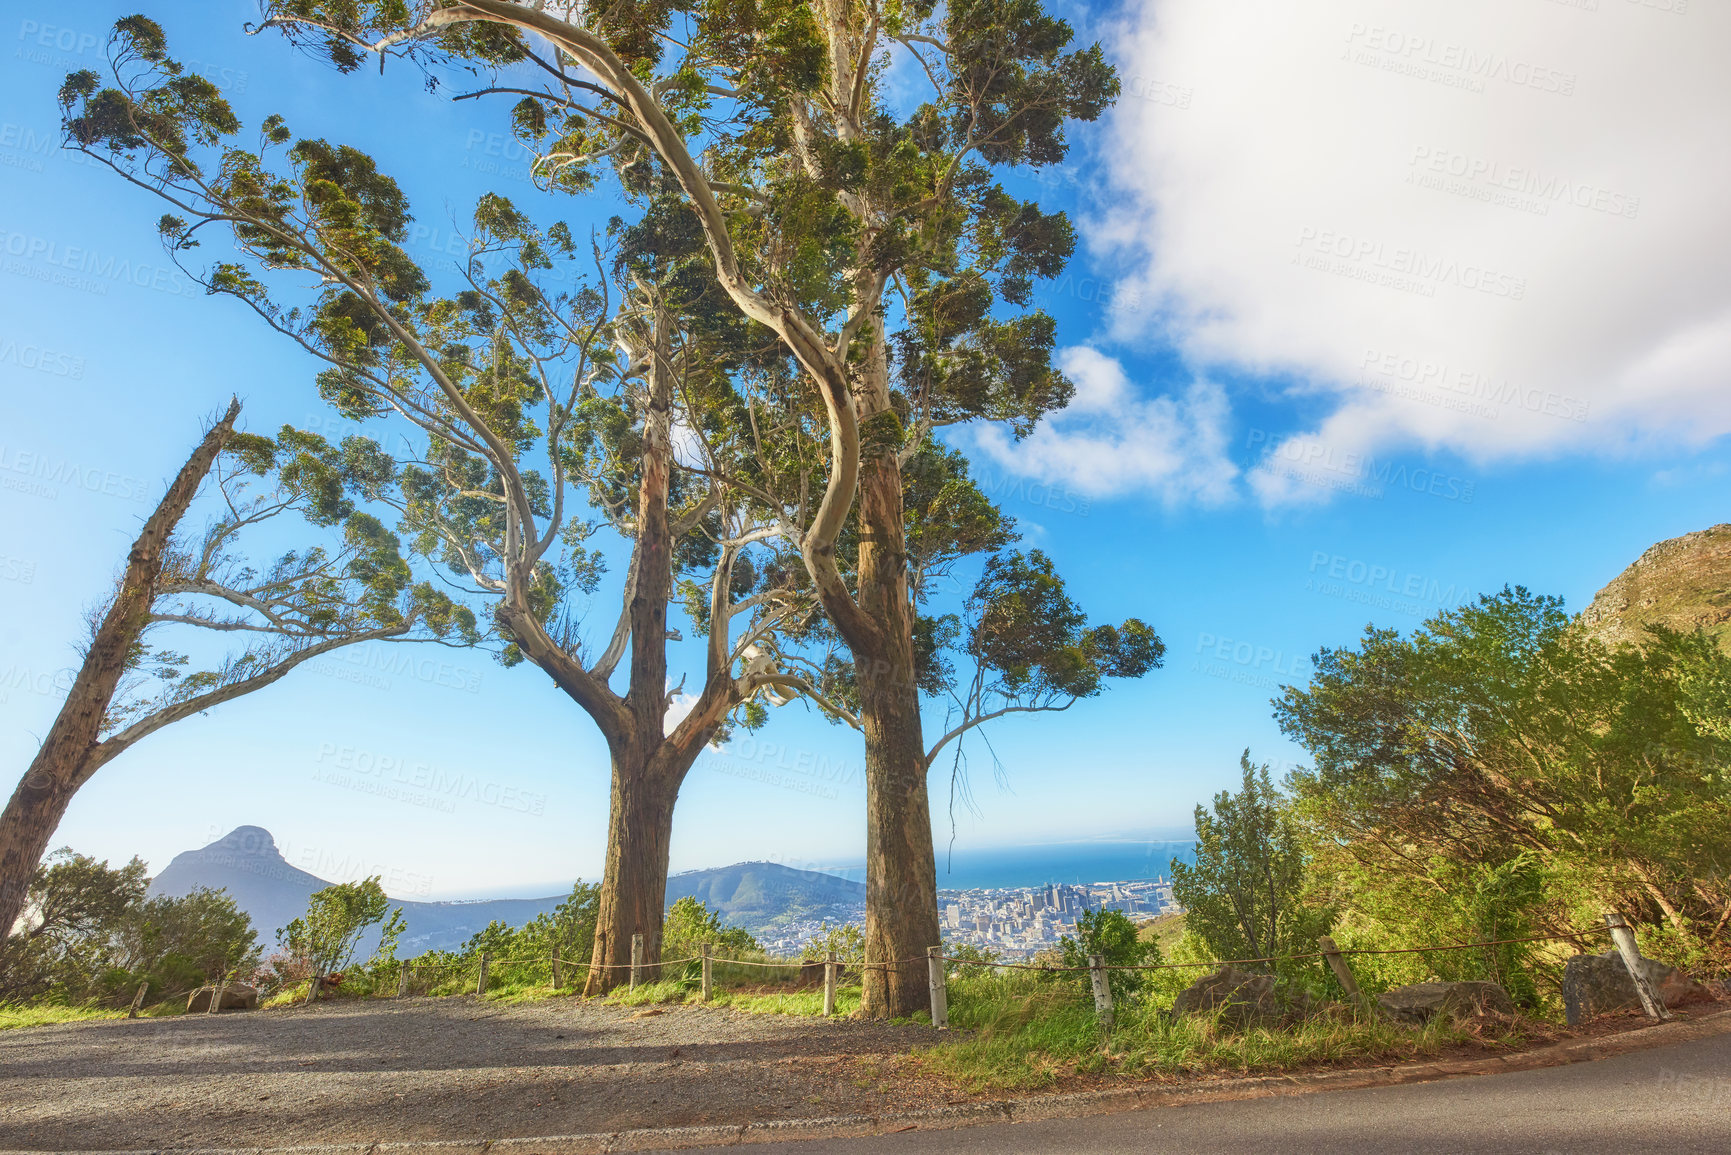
[476,952,489,996]
[207,961,226,1015]
[701,941,713,1002]
[551,944,561,990]
[1605,912,1669,1021]
[1319,936,1371,1015]
[926,946,949,1030]
[1088,953,1114,1030]
[631,933,643,990]
[127,981,149,1019]
[823,950,838,1016]
[397,965,411,999]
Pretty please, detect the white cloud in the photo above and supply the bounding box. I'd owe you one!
[969,346,1238,505]
[1094,0,1731,500]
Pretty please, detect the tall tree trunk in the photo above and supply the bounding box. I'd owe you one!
[583,748,681,994]
[584,305,692,995]
[854,449,940,1019]
[0,400,240,940]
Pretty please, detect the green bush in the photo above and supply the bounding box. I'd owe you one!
[1058,908,1159,1006]
[1,850,258,1008]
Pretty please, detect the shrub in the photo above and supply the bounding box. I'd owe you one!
[1059,908,1160,1006]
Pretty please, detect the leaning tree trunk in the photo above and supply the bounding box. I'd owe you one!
[853,449,941,1020]
[0,399,239,940]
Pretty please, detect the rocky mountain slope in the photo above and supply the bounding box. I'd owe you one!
[1578,523,1731,649]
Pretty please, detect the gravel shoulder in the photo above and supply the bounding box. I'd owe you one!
[0,995,950,1151]
[4,995,1722,1153]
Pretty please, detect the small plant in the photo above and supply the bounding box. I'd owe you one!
[1059,908,1160,1006]
[277,877,401,981]
[805,921,866,967]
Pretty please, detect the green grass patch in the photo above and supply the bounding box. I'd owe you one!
[598,977,862,1017]
[923,971,1524,1093]
[0,1003,124,1030]
[708,984,862,1017]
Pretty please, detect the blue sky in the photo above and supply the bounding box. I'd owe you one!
[2,1,1726,899]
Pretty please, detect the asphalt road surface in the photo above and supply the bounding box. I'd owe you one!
[714,1029,1731,1155]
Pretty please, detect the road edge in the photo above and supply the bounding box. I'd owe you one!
[9,1007,1728,1155]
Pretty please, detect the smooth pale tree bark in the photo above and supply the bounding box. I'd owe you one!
[0,403,238,939]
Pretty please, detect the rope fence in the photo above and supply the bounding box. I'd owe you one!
[927,926,1613,975]
[306,917,1662,1034]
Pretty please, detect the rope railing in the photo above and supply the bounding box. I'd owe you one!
[928,926,1612,974]
[326,919,1652,1035]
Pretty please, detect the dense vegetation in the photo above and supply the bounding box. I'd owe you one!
[0,851,257,1008]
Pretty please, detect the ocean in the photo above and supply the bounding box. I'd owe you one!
[811,839,1199,892]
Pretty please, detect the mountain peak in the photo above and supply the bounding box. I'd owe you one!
[204,825,284,860]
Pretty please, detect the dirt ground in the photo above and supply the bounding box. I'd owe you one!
[0,995,950,1151]
[2,994,1718,1152]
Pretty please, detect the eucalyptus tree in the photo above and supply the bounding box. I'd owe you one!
[60,21,841,988]
[0,403,470,942]
[249,0,1127,1014]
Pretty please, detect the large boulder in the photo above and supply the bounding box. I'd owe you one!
[1562,950,1711,1026]
[186,983,259,1013]
[1376,981,1514,1025]
[1171,965,1313,1026]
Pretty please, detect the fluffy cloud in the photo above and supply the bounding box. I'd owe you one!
[1092,0,1731,501]
[969,346,1238,505]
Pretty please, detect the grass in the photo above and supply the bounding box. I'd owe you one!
[0,1003,124,1030]
[918,970,1532,1093]
[598,975,865,1017]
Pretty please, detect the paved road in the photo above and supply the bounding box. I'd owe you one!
[719,1030,1731,1155]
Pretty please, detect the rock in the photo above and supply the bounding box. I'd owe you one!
[185,983,259,1013]
[1376,981,1514,1025]
[1171,965,1313,1026]
[1562,950,1712,1026]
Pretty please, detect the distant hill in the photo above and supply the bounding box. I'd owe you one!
[665,860,864,934]
[1578,524,1731,650]
[151,828,864,953]
[150,826,567,955]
